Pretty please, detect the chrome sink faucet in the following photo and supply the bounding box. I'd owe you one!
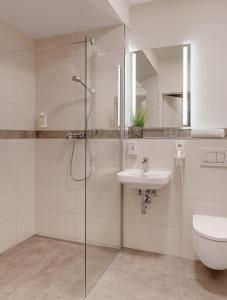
[142,157,149,172]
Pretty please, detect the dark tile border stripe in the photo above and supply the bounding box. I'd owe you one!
[0,129,227,139]
[143,128,192,139]
[0,129,120,139]
[36,130,70,139]
[36,130,121,139]
[87,130,120,139]
[0,130,35,139]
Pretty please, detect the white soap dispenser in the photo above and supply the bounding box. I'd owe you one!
[39,112,47,128]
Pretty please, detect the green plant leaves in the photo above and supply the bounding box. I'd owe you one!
[131,107,148,128]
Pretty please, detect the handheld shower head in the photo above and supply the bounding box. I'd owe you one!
[72,75,95,94]
[72,75,82,83]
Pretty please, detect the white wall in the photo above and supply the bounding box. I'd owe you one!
[125,0,227,260]
[0,21,35,253]
[0,20,35,130]
[35,25,124,247]
[0,23,123,253]
[36,25,124,131]
[130,0,227,128]
[36,139,121,247]
[123,138,227,259]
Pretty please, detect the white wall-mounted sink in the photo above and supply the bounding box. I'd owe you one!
[117,169,172,190]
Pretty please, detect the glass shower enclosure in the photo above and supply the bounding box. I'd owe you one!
[84,34,123,295]
[0,25,124,298]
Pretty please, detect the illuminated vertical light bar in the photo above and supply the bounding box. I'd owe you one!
[117,64,121,127]
[183,45,188,126]
[131,52,137,116]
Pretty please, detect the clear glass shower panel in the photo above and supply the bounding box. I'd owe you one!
[85,25,124,295]
[35,41,87,299]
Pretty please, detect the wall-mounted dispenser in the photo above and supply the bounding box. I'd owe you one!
[175,141,185,160]
[39,112,47,128]
[175,141,185,183]
[127,141,138,155]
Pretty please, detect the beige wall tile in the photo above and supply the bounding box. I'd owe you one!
[35,105,85,130]
[36,82,84,108]
[0,218,17,253]
[0,15,35,255]
[0,102,35,130]
[77,214,120,247]
[36,210,77,241]
[17,210,35,243]
[17,187,35,214]
[0,192,17,222]
[77,190,121,219]
[36,186,76,213]
[124,193,180,227]
[123,138,227,260]
[180,229,197,260]
[181,198,227,229]
[124,221,180,256]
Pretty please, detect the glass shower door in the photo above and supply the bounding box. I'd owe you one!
[84,27,124,295]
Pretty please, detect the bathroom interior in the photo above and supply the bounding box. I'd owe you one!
[0,0,226,299]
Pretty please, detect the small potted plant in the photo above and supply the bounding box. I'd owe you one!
[128,107,148,138]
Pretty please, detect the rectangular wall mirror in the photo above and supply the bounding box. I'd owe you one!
[125,44,191,137]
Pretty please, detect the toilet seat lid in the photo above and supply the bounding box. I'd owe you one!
[193,215,227,242]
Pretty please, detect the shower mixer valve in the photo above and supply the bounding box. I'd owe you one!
[67,131,85,139]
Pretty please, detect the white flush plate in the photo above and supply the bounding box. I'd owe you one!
[200,148,227,167]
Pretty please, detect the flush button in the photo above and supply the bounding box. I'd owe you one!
[200,148,227,167]
[217,152,225,163]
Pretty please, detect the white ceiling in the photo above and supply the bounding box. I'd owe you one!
[0,0,122,39]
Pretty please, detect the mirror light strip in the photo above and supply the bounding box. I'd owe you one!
[132,52,137,116]
[183,45,189,126]
[117,65,121,127]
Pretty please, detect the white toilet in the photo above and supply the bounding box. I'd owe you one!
[193,214,227,270]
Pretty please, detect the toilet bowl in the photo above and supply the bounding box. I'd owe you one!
[193,215,227,270]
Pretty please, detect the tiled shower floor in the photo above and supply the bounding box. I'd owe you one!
[0,236,227,300]
[0,236,117,300]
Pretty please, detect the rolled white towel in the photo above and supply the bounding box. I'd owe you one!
[191,128,225,138]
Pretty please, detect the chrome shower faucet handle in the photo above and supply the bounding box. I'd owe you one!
[142,157,149,172]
